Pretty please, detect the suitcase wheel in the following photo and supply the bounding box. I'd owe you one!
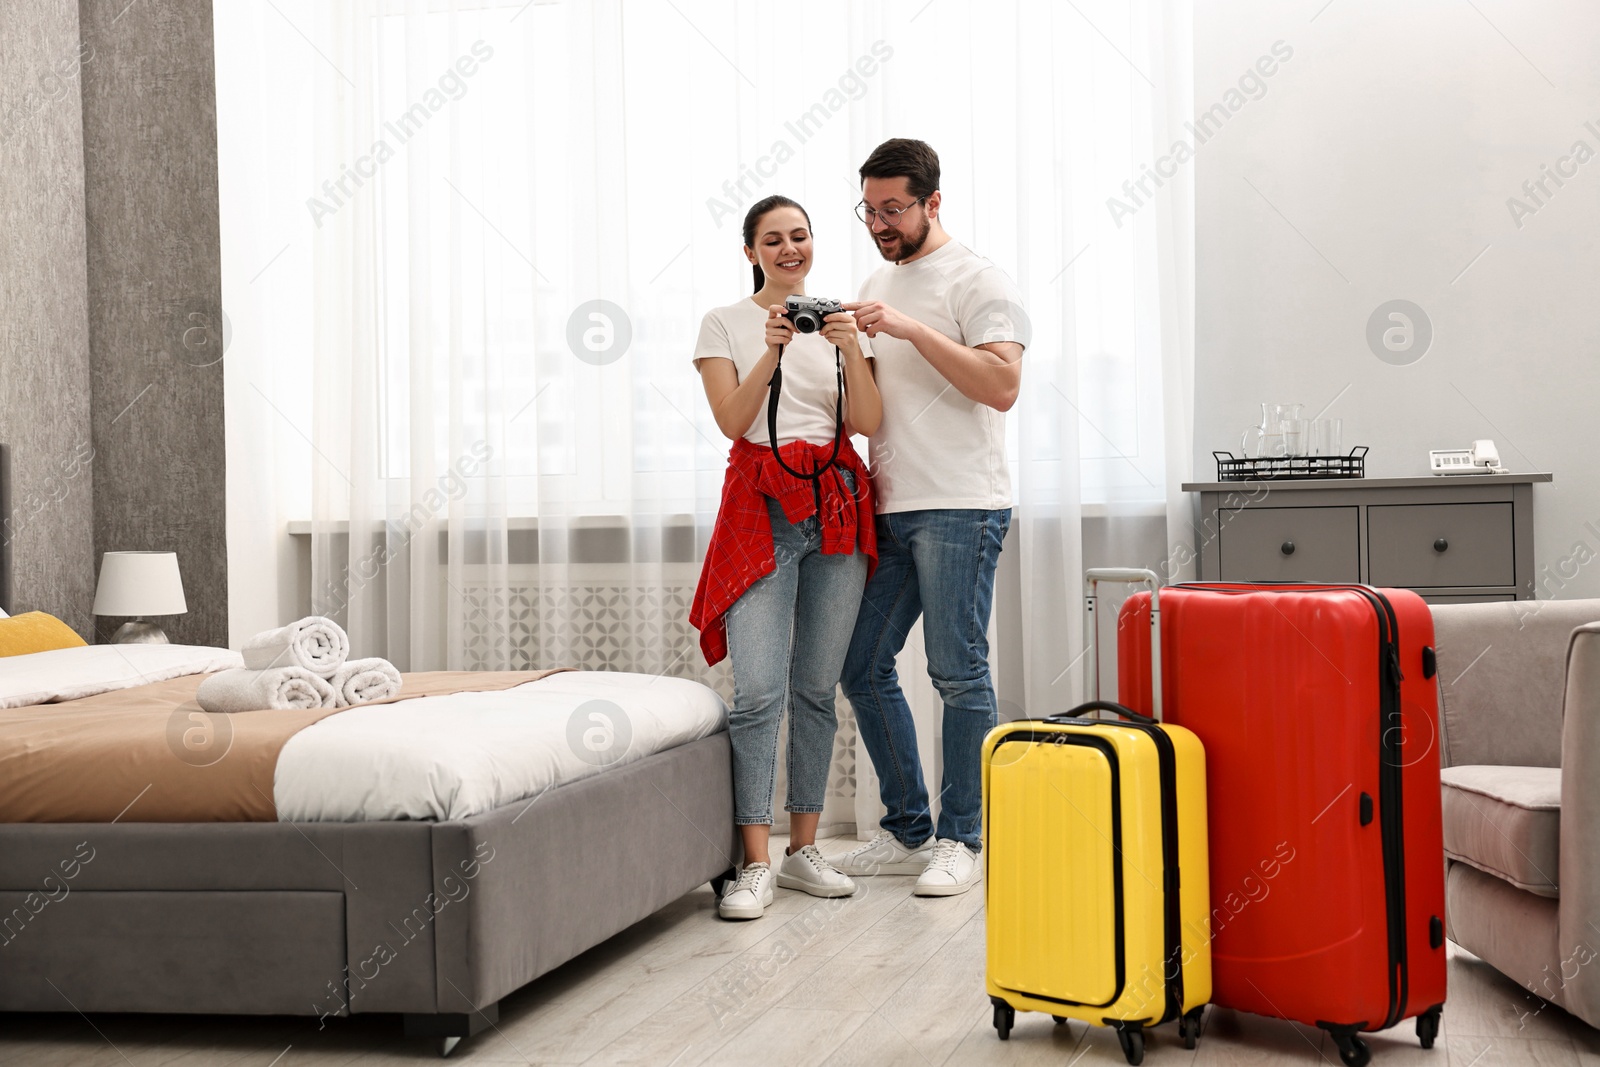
[1052,1015,1067,1025]
[992,1001,1014,1041]
[1116,1026,1145,1066]
[1178,1006,1203,1050]
[1331,1033,1371,1067]
[1416,1007,1441,1050]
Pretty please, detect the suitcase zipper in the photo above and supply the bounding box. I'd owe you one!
[1333,586,1409,1032]
[1125,719,1186,1026]
[1367,590,1411,1031]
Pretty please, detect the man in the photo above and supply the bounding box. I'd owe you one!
[835,138,1026,897]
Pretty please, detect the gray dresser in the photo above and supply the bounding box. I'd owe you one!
[1181,473,1552,603]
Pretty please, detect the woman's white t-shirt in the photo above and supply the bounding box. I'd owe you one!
[692,297,872,448]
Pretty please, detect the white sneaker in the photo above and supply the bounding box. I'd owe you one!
[913,839,980,897]
[776,844,858,898]
[718,862,774,920]
[832,829,936,876]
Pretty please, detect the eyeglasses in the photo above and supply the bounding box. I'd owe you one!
[855,196,927,227]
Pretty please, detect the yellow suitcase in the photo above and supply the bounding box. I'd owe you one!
[983,569,1210,1065]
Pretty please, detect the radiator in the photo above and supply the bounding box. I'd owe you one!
[454,563,861,816]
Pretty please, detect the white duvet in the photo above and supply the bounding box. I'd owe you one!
[0,644,246,708]
[274,670,726,821]
[2,646,727,823]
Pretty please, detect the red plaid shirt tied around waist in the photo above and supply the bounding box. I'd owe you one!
[689,437,878,666]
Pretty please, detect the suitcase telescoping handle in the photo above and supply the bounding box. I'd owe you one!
[1082,567,1162,722]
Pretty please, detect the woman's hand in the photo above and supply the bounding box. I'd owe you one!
[820,311,863,359]
[764,305,795,352]
[829,313,882,436]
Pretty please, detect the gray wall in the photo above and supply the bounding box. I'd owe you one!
[0,0,97,635]
[1195,0,1600,598]
[0,0,226,643]
[79,0,227,646]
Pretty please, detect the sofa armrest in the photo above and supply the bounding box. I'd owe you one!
[1558,622,1600,1020]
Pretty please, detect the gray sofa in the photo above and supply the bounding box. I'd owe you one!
[1432,599,1600,1028]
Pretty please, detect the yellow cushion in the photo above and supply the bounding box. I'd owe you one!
[0,612,89,658]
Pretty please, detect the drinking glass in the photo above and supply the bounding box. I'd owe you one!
[1282,418,1308,457]
[1311,417,1343,457]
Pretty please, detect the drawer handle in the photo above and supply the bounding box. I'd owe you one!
[1433,538,1449,553]
[1280,540,1296,556]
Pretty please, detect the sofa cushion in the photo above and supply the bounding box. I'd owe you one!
[1441,765,1561,898]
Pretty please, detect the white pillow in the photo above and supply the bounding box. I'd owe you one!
[0,644,244,708]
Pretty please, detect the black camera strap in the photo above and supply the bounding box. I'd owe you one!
[766,341,845,522]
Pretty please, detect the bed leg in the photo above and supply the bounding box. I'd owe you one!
[404,1003,499,1058]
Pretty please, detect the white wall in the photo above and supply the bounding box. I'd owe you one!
[1195,0,1600,597]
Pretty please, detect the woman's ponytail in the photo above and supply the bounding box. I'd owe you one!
[742,195,811,295]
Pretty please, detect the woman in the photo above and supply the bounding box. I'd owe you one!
[689,194,882,921]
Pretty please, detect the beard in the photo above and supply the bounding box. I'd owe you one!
[873,215,931,263]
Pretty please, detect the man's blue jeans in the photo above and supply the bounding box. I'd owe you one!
[841,507,1011,850]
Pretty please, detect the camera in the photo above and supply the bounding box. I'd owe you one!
[783,295,844,334]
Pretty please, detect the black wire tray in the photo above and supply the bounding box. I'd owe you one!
[1213,446,1368,481]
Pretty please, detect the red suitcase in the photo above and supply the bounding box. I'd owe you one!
[1115,583,1445,1066]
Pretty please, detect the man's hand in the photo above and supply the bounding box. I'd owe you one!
[844,300,919,342]
[846,298,1022,411]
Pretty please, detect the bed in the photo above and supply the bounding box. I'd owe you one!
[0,500,739,1055]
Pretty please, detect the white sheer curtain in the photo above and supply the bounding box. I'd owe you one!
[217,0,1193,838]
[302,0,741,681]
[840,0,1196,835]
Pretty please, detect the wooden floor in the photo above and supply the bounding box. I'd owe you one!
[1,835,1595,1066]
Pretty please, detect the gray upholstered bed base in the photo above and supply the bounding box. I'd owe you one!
[0,732,738,1049]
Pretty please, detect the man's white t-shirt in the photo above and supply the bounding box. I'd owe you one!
[692,297,872,447]
[858,239,1026,513]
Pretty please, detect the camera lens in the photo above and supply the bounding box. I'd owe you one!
[794,312,820,333]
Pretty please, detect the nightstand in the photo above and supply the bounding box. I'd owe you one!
[1181,473,1553,603]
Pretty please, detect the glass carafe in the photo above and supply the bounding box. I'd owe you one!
[1242,403,1304,458]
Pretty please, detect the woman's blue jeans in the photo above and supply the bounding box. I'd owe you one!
[725,491,869,826]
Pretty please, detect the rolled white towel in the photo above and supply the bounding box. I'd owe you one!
[330,658,402,707]
[196,667,335,713]
[242,616,349,675]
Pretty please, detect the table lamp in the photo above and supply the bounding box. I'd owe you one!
[93,551,188,644]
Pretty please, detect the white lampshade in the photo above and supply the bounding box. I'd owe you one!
[93,551,188,617]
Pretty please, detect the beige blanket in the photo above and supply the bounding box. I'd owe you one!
[0,669,565,823]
